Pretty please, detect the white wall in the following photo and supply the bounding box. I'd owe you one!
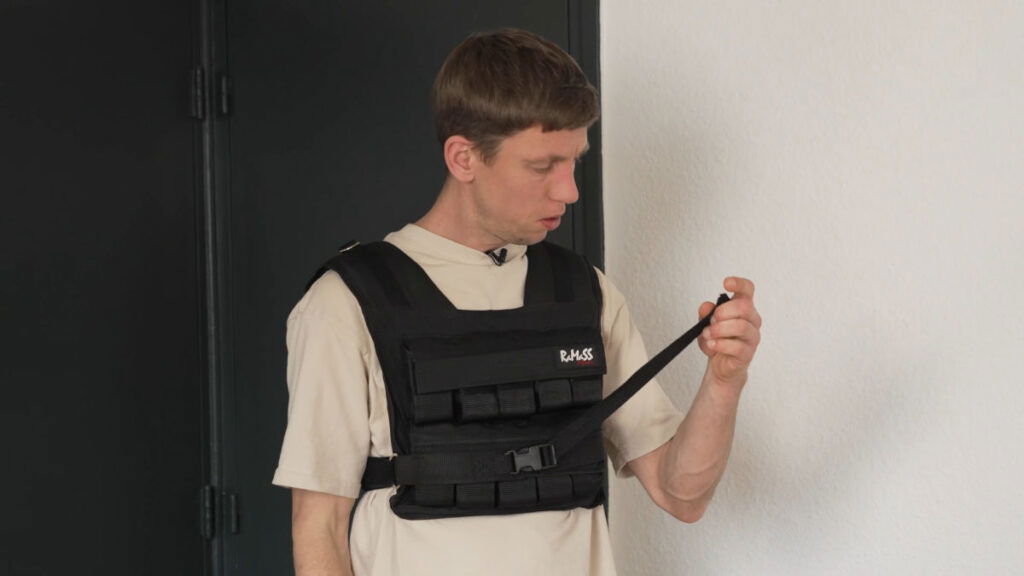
[600,2,1024,574]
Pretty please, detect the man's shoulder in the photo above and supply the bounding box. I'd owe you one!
[289,267,363,327]
[296,236,394,315]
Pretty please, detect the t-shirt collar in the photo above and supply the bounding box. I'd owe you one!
[387,224,528,266]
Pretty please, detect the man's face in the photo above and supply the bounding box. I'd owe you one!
[469,125,589,246]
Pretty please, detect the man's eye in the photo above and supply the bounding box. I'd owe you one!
[534,165,554,174]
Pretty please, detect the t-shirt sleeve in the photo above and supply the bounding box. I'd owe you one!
[271,271,371,499]
[596,269,686,478]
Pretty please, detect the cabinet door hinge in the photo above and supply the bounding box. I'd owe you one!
[218,75,232,116]
[200,485,215,539]
[226,492,240,534]
[191,67,206,120]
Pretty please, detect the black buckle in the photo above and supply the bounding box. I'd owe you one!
[506,444,558,474]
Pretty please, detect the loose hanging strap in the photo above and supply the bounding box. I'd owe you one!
[539,292,732,462]
[361,292,732,488]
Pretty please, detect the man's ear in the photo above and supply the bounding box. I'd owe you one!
[443,135,476,183]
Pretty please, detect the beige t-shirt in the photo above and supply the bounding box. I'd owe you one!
[273,224,685,576]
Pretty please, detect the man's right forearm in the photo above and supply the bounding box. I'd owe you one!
[292,489,355,576]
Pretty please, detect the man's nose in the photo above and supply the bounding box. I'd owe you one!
[550,163,580,204]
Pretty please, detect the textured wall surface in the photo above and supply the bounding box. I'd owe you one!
[600,2,1024,574]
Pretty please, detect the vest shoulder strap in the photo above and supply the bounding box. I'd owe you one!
[526,241,599,304]
[305,241,455,311]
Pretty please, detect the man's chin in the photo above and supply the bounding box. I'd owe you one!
[523,230,549,246]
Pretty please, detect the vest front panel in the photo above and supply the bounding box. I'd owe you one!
[321,241,608,519]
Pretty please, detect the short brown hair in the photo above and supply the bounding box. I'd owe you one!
[433,28,600,162]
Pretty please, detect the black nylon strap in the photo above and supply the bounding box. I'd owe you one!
[370,243,456,310]
[349,244,411,308]
[361,433,606,488]
[304,241,361,291]
[546,293,731,456]
[544,242,575,303]
[362,457,396,490]
[523,243,556,305]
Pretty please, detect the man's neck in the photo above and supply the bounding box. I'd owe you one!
[415,180,507,252]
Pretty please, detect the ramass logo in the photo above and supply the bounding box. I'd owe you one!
[559,347,595,366]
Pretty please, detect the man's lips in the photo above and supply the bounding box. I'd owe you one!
[540,216,562,230]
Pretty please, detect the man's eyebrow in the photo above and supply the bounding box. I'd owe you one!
[525,144,591,164]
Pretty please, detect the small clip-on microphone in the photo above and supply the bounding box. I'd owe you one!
[485,248,508,266]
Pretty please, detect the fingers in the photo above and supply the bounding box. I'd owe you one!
[725,276,755,299]
[702,318,760,347]
[700,278,762,380]
[699,278,761,361]
[698,317,759,361]
[702,334,757,364]
[713,297,763,329]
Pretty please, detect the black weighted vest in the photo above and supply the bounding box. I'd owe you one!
[310,240,609,520]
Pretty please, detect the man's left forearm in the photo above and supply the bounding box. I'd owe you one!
[630,277,760,522]
[657,367,745,519]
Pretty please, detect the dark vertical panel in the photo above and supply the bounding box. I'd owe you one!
[217,1,599,573]
[569,0,605,270]
[198,1,231,573]
[0,2,206,574]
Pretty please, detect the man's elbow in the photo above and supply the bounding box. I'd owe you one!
[659,486,714,523]
[670,502,707,524]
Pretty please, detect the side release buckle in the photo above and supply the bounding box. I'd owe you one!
[506,444,558,474]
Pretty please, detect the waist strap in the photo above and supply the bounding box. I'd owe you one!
[362,433,606,489]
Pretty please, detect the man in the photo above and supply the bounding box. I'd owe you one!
[273,28,761,576]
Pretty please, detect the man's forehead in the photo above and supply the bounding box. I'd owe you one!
[510,128,590,161]
[523,142,589,162]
